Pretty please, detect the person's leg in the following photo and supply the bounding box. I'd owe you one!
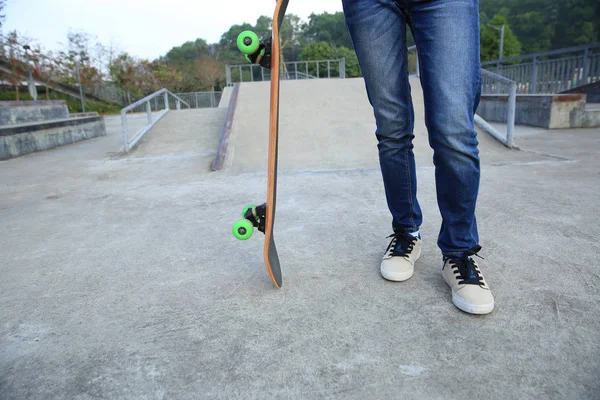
[408,0,481,258]
[342,0,422,235]
[342,0,422,282]
[408,0,494,313]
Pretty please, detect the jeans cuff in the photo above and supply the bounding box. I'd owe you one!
[443,252,468,260]
[394,227,420,235]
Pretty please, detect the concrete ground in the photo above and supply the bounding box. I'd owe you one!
[1,79,599,399]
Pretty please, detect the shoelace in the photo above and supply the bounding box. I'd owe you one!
[449,245,485,286]
[386,232,417,258]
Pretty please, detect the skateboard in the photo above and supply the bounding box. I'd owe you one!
[231,0,289,288]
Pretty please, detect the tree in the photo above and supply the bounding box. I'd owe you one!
[279,14,305,64]
[304,12,353,50]
[299,42,361,78]
[479,0,599,53]
[480,14,522,62]
[5,31,25,100]
[31,51,59,100]
[109,53,138,103]
[0,0,6,29]
[165,38,209,65]
[194,56,225,90]
[150,61,183,93]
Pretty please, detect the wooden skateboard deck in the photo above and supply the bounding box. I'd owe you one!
[232,0,289,288]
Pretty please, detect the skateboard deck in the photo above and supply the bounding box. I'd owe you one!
[232,0,289,288]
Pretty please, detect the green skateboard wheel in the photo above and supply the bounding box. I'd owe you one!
[242,204,256,218]
[233,219,253,240]
[237,31,259,55]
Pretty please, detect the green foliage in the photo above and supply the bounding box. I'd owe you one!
[479,0,600,54]
[480,14,522,62]
[299,42,361,78]
[334,47,361,78]
[304,12,353,49]
[165,38,209,65]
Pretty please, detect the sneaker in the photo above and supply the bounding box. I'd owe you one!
[442,246,494,314]
[380,232,422,281]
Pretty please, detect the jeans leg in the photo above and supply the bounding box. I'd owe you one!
[408,0,482,257]
[342,0,422,234]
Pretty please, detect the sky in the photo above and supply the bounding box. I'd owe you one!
[3,0,344,61]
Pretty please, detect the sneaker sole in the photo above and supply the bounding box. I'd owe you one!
[380,247,421,282]
[451,293,494,315]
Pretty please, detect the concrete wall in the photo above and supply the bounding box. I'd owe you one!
[0,117,106,160]
[0,101,69,125]
[583,108,600,128]
[477,94,595,129]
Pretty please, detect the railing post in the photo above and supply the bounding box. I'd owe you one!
[507,82,517,148]
[582,45,590,86]
[176,99,181,110]
[416,51,420,78]
[226,65,232,86]
[146,101,152,124]
[164,91,169,110]
[195,93,199,108]
[340,58,345,78]
[121,110,129,153]
[531,56,538,94]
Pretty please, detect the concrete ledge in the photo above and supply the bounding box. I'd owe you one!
[0,116,106,160]
[0,100,69,126]
[211,83,240,171]
[218,86,233,108]
[477,94,594,129]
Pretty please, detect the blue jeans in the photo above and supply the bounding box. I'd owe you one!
[342,0,482,258]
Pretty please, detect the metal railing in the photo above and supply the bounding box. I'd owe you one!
[137,91,223,110]
[120,88,190,153]
[476,69,517,148]
[409,46,419,77]
[482,43,600,95]
[225,58,346,86]
[172,91,222,108]
[69,112,99,118]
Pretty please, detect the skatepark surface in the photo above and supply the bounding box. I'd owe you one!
[1,78,599,399]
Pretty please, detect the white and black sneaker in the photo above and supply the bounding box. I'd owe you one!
[380,232,422,281]
[442,246,495,314]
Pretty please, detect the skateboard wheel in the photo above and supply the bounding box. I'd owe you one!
[233,219,253,240]
[237,31,259,55]
[242,204,256,218]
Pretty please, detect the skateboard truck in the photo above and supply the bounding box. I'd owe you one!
[236,31,272,69]
[232,203,267,240]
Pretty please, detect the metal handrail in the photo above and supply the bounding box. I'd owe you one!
[482,42,600,65]
[226,58,345,85]
[482,43,600,94]
[120,88,190,153]
[408,45,516,148]
[476,69,517,149]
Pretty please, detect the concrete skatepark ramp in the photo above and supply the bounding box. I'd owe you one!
[223,77,553,174]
